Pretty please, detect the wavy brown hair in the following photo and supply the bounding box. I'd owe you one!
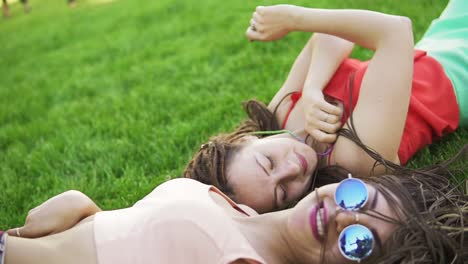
[316,156,467,263]
[361,146,467,263]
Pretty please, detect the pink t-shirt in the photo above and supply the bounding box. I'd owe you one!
[93,178,265,264]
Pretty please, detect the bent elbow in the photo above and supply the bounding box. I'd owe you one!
[400,16,413,40]
[394,16,414,45]
[379,15,413,50]
[399,16,412,30]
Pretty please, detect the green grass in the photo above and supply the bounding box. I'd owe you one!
[0,0,465,227]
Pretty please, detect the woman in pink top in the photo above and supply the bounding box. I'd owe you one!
[185,1,467,213]
[1,150,466,263]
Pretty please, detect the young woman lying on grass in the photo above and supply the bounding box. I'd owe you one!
[1,147,467,264]
[184,0,467,213]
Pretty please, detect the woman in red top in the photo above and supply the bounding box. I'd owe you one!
[184,2,466,213]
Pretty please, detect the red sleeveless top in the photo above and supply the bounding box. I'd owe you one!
[281,50,459,165]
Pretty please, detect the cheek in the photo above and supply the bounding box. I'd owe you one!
[228,163,258,188]
[323,246,349,264]
[288,206,310,239]
[288,182,308,201]
[380,222,398,243]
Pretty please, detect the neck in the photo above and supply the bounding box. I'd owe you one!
[233,210,313,264]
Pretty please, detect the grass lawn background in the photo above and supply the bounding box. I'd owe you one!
[0,0,465,227]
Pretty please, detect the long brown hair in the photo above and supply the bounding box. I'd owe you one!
[363,146,467,263]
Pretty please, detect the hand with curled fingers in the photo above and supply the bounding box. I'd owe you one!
[303,88,343,144]
[7,190,100,238]
[246,5,296,41]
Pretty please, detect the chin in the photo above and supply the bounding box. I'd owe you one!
[307,153,318,171]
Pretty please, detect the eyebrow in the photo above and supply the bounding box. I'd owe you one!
[370,188,379,210]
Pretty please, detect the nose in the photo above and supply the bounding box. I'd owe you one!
[335,210,360,234]
[275,159,302,182]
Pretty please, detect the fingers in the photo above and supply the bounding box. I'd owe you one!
[246,26,264,41]
[7,222,51,238]
[246,7,266,41]
[305,108,342,144]
[255,5,265,14]
[6,227,21,237]
[308,97,343,124]
[252,11,263,24]
[6,226,36,238]
[315,110,340,125]
[319,100,342,117]
[246,12,263,41]
[313,120,342,134]
[309,128,338,144]
[324,112,341,124]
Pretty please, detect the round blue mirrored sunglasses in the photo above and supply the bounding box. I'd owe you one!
[335,174,374,262]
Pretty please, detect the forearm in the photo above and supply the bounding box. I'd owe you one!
[304,33,354,91]
[7,190,103,238]
[268,34,353,110]
[290,7,411,50]
[5,221,97,264]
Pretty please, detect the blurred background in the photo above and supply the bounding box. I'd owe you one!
[0,0,464,227]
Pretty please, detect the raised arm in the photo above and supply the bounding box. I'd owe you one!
[248,5,414,175]
[7,190,102,238]
[268,33,354,113]
[267,34,353,142]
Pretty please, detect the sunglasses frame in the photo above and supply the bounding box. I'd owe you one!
[334,174,374,262]
[334,176,369,211]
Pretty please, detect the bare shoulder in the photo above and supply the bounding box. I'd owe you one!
[268,93,292,127]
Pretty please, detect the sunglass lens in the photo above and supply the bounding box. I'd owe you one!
[338,224,374,261]
[335,179,368,210]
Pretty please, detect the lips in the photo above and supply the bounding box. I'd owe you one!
[309,201,328,242]
[294,151,308,175]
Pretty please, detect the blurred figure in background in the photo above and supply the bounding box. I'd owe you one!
[68,0,76,8]
[1,0,9,18]
[2,0,30,18]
